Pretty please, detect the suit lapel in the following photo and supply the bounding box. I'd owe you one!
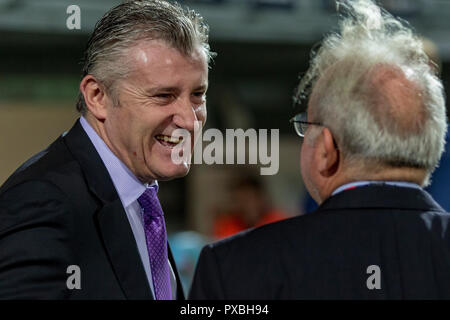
[168,245,185,300]
[96,199,153,299]
[63,119,153,299]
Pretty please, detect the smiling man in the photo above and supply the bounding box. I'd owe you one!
[0,0,212,299]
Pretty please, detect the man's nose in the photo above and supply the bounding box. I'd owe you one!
[173,97,199,132]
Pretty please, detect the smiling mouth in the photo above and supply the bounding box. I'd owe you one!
[155,134,184,148]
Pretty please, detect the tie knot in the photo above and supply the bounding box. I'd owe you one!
[137,187,164,217]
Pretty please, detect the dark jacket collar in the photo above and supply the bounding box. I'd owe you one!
[319,184,445,213]
[63,119,118,204]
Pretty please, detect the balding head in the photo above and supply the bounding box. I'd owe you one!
[297,0,447,186]
[361,64,426,136]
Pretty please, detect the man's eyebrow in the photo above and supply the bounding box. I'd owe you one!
[144,87,179,95]
[144,84,208,95]
[194,84,208,91]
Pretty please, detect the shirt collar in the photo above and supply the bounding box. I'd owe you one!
[331,180,421,197]
[80,116,158,207]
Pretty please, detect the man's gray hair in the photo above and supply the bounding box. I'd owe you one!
[295,0,447,184]
[76,0,214,114]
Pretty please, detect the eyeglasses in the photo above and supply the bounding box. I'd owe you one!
[289,112,323,138]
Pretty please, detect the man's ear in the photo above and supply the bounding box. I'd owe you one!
[317,127,340,178]
[79,75,108,121]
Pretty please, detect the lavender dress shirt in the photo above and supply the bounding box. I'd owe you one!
[80,117,177,299]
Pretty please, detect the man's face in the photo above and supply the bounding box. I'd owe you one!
[103,40,208,183]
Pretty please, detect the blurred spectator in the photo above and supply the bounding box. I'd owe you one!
[168,231,211,297]
[213,175,288,239]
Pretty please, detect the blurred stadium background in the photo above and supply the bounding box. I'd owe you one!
[1,0,449,292]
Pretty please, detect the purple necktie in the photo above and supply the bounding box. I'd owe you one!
[137,187,172,300]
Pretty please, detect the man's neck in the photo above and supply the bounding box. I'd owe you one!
[331,180,421,197]
[318,166,427,204]
[84,113,105,141]
[350,166,427,186]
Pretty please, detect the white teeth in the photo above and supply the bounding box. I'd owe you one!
[156,135,183,144]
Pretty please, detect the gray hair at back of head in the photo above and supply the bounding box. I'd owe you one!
[76,0,214,114]
[295,0,447,184]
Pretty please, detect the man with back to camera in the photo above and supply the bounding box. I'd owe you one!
[0,0,213,299]
[189,0,450,299]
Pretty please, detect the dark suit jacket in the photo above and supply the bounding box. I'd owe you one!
[189,185,450,299]
[0,119,184,299]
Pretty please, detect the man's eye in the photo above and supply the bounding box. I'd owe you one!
[155,93,172,99]
[193,92,206,99]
